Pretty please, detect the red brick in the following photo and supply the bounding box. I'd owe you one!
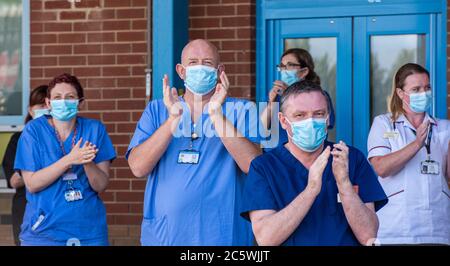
[114,215,142,225]
[31,34,58,44]
[88,55,116,65]
[74,0,101,8]
[116,192,144,202]
[44,67,73,78]
[108,180,131,190]
[104,0,132,8]
[103,112,131,122]
[109,136,132,146]
[117,55,146,65]
[190,18,220,28]
[59,56,86,66]
[222,16,252,27]
[72,67,102,77]
[105,203,130,214]
[132,0,148,7]
[116,9,145,19]
[87,78,116,88]
[207,5,236,16]
[116,32,146,42]
[44,1,71,9]
[103,21,131,31]
[31,45,43,56]
[31,1,43,10]
[117,100,146,110]
[88,10,116,20]
[117,77,145,87]
[103,66,132,77]
[131,180,146,191]
[74,44,102,54]
[100,191,115,202]
[88,32,115,43]
[31,23,44,33]
[58,33,86,43]
[60,11,86,20]
[31,11,58,21]
[73,22,103,32]
[31,56,58,66]
[131,43,147,53]
[207,29,235,39]
[103,88,131,99]
[44,45,72,55]
[132,20,147,30]
[103,43,132,54]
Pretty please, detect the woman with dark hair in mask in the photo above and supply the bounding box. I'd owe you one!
[260,48,335,149]
[13,73,116,246]
[2,85,49,246]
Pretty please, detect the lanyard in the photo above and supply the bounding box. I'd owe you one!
[407,124,433,160]
[49,118,78,156]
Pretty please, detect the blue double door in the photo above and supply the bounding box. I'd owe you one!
[267,14,436,153]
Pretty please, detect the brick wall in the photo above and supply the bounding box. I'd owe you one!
[30,0,148,246]
[189,0,256,99]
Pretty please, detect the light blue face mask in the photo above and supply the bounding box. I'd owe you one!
[184,65,218,96]
[280,70,302,86]
[33,108,50,119]
[50,100,79,121]
[286,117,328,152]
[407,91,432,113]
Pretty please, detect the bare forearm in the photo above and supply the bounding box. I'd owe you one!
[23,156,72,193]
[128,117,179,177]
[253,188,317,246]
[210,113,262,173]
[370,140,421,178]
[84,162,109,193]
[260,103,273,131]
[338,180,378,245]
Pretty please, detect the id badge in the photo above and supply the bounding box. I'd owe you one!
[383,131,399,139]
[178,150,200,164]
[62,172,78,181]
[421,160,440,175]
[64,189,83,202]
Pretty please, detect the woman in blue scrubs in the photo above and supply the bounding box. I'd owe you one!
[259,48,335,149]
[14,73,116,246]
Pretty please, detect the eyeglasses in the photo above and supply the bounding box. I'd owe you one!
[276,63,302,71]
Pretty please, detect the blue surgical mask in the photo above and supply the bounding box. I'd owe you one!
[286,117,327,152]
[50,100,79,121]
[280,70,302,86]
[407,91,432,113]
[184,65,218,96]
[33,108,50,119]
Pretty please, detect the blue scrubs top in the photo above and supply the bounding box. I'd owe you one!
[14,115,116,246]
[241,141,388,246]
[126,97,260,246]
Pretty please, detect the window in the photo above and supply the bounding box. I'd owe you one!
[0,0,29,130]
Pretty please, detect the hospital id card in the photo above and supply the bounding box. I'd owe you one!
[62,172,78,181]
[178,150,200,164]
[421,160,440,175]
[383,131,399,139]
[64,189,83,202]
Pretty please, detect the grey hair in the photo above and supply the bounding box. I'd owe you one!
[280,80,331,113]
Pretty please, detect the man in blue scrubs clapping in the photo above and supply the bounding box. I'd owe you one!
[240,80,388,246]
[127,39,262,246]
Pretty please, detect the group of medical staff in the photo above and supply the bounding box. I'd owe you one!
[2,38,449,246]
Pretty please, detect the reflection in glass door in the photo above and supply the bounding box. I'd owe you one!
[370,34,426,122]
[354,14,431,153]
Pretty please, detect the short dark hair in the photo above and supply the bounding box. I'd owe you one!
[280,80,331,114]
[48,73,84,101]
[25,85,48,123]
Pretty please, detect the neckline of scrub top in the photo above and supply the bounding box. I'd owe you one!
[178,96,210,128]
[395,113,437,131]
[43,115,80,147]
[275,141,334,172]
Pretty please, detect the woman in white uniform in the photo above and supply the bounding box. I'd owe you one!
[368,63,450,245]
